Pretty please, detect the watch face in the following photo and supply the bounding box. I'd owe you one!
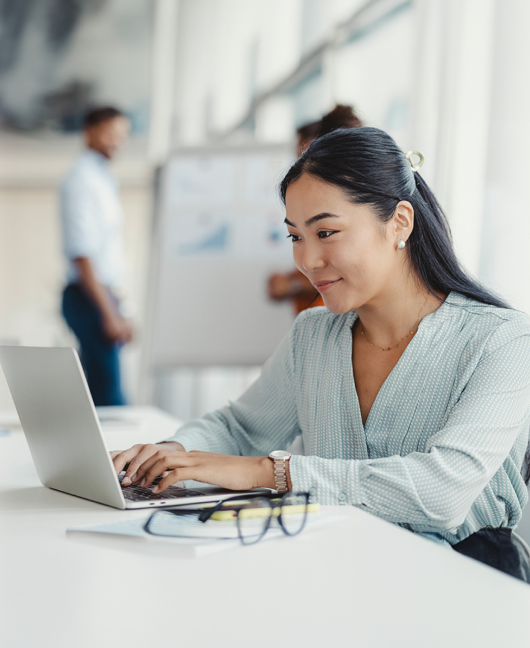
[269,450,291,460]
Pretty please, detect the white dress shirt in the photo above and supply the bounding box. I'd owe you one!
[60,148,124,289]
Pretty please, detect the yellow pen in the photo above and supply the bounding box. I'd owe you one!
[207,502,320,521]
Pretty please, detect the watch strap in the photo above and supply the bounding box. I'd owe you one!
[272,456,290,494]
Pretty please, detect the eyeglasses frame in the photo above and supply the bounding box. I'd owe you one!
[143,491,311,545]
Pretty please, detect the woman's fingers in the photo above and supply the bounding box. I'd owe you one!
[123,445,162,484]
[152,468,197,493]
[112,445,140,475]
[111,444,158,484]
[136,451,192,489]
[131,449,165,485]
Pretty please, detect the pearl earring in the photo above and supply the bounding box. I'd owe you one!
[397,240,406,250]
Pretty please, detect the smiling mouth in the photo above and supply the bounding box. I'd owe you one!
[313,278,342,293]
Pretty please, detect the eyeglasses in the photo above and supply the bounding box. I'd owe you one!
[143,492,311,545]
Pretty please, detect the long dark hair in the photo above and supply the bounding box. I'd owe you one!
[279,127,530,484]
[280,126,509,309]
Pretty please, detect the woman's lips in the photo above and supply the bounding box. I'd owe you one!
[314,279,342,293]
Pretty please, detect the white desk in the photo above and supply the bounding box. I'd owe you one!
[1,406,529,648]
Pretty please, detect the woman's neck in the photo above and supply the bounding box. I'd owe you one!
[356,277,445,349]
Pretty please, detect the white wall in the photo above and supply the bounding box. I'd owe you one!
[171,0,414,147]
[479,0,530,314]
[333,6,413,147]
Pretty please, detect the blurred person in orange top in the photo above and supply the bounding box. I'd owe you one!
[268,105,363,314]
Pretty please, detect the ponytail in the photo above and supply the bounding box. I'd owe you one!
[408,173,509,308]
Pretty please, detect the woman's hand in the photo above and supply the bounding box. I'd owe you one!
[119,447,276,493]
[110,442,184,486]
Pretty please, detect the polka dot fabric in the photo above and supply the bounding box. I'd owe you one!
[168,292,530,545]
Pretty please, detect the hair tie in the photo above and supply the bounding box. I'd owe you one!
[405,150,424,172]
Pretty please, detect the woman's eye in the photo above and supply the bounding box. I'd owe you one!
[318,230,336,239]
[287,233,301,243]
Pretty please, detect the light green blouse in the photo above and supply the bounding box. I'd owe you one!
[166,293,530,545]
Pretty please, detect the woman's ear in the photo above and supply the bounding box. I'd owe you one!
[392,201,414,244]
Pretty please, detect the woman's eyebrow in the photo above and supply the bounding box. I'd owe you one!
[284,212,342,228]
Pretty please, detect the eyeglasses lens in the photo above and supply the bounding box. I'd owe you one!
[237,497,273,545]
[279,493,308,536]
[146,510,194,536]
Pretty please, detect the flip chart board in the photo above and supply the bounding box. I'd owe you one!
[147,144,296,367]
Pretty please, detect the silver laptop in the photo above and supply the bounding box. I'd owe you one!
[0,346,250,509]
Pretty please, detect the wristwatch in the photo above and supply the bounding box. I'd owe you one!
[268,450,292,494]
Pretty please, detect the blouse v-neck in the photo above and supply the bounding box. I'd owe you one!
[346,294,451,433]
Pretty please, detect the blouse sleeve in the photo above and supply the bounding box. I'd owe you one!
[289,315,530,530]
[162,318,302,456]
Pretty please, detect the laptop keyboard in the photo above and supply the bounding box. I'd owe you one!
[119,474,205,502]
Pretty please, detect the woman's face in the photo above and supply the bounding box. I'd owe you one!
[284,173,410,314]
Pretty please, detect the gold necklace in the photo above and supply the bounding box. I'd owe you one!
[359,294,429,352]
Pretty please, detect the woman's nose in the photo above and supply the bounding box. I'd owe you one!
[300,243,326,273]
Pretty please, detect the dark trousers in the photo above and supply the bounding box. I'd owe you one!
[62,284,126,407]
[453,528,527,582]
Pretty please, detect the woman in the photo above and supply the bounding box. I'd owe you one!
[113,128,530,579]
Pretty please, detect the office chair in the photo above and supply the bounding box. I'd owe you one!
[512,531,530,583]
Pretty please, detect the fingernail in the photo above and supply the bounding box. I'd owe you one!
[151,486,158,493]
[140,479,146,487]
[131,473,137,481]
[122,477,131,486]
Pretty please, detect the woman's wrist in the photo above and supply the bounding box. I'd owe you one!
[257,456,276,489]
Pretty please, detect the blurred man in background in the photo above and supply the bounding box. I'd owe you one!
[60,107,133,406]
[268,105,363,314]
